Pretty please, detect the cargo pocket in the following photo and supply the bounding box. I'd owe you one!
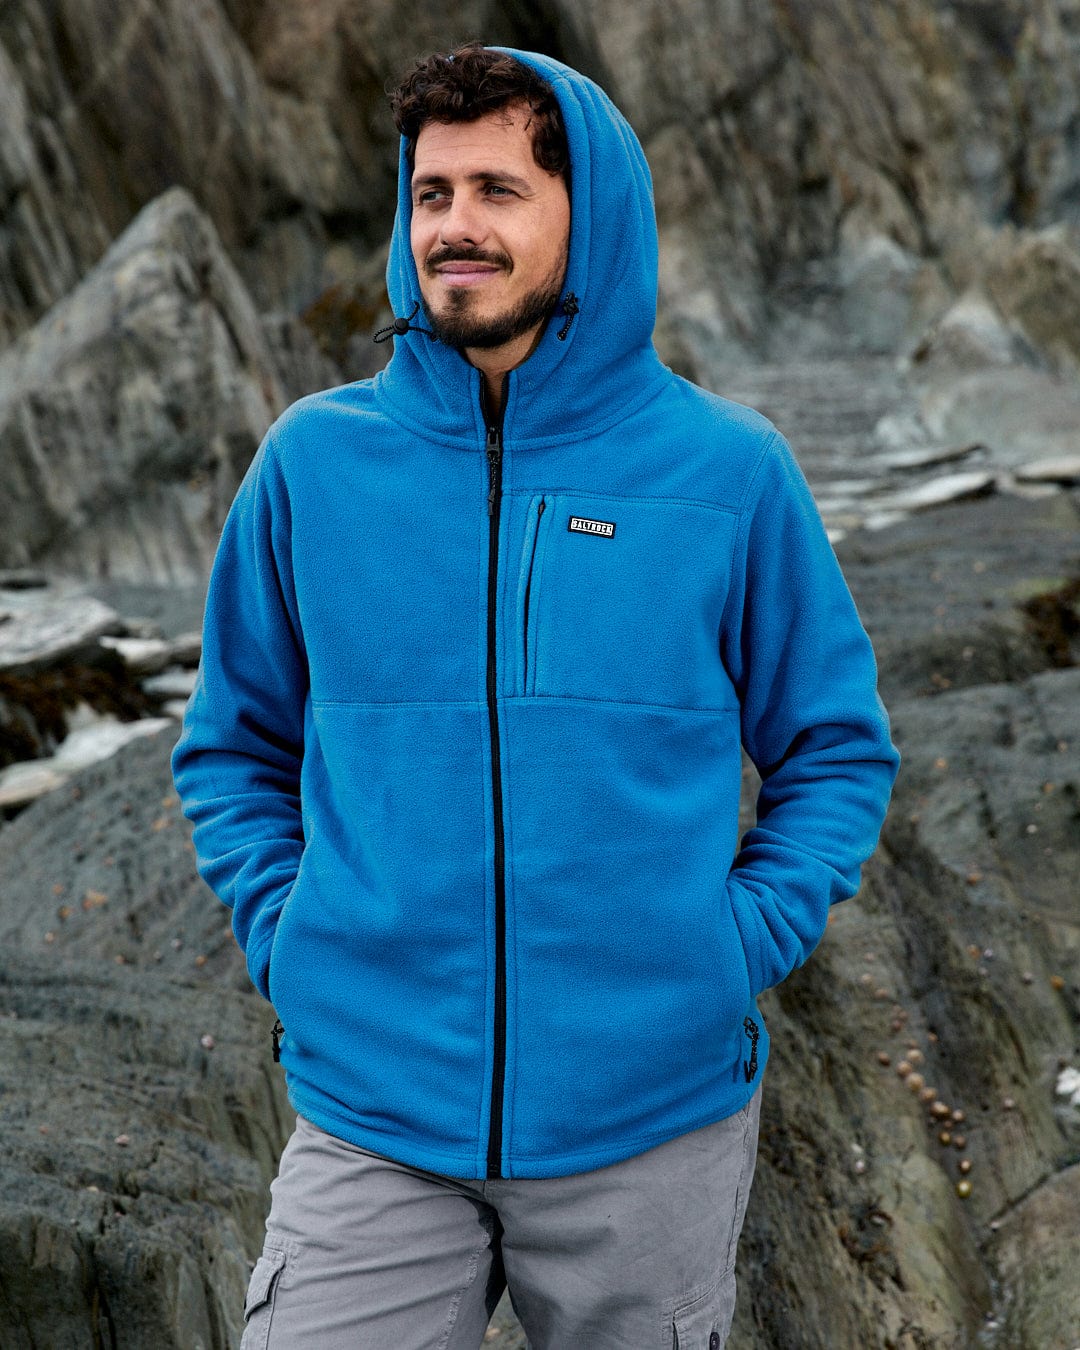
[672,1269,733,1349]
[240,1244,287,1350]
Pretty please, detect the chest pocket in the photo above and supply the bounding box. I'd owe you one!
[515,493,737,709]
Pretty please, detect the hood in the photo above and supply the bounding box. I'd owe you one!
[375,48,670,447]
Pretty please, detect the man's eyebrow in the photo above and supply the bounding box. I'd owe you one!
[411,170,535,193]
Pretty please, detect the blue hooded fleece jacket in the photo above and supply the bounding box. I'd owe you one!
[172,50,900,1181]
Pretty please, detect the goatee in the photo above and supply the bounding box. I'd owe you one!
[421,251,566,351]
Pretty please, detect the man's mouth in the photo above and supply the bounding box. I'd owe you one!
[435,263,501,286]
[426,250,510,288]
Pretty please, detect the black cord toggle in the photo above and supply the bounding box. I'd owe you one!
[556,292,579,341]
[373,300,435,343]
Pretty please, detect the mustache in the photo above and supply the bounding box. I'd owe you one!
[424,246,512,273]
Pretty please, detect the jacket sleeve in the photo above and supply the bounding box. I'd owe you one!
[171,430,308,1001]
[719,431,899,998]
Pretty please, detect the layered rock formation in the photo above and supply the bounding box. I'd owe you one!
[1,1,1078,1346]
[0,735,289,1349]
[3,0,1080,578]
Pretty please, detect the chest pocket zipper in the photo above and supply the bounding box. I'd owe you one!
[522,497,547,693]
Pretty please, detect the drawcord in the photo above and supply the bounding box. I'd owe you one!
[556,292,579,341]
[373,300,435,344]
[374,293,580,343]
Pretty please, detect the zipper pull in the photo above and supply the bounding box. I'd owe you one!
[271,1018,284,1062]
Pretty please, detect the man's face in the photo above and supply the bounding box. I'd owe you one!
[410,106,571,355]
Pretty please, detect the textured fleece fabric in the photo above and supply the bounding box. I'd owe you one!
[172,49,900,1180]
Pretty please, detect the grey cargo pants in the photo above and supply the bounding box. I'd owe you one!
[241,1084,761,1349]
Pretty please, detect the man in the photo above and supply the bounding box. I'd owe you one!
[173,44,899,1349]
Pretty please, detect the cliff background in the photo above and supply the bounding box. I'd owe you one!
[0,2,1078,1347]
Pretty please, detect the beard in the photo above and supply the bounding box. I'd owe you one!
[420,247,567,350]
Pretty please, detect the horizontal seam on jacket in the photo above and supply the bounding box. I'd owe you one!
[501,694,742,714]
[503,487,741,515]
[311,696,740,713]
[311,698,488,709]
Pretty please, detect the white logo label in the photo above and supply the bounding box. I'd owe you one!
[568,516,616,538]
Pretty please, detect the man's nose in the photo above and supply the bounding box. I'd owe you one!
[439,195,486,247]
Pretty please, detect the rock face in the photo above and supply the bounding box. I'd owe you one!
[1,2,1079,1346]
[0,189,290,581]
[6,0,1077,353]
[3,0,1080,583]
[0,731,290,1349]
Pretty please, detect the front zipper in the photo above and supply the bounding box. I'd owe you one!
[522,497,546,693]
[483,380,508,1179]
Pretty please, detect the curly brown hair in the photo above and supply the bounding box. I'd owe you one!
[389,42,570,185]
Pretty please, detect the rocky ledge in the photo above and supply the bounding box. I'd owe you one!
[0,577,204,812]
